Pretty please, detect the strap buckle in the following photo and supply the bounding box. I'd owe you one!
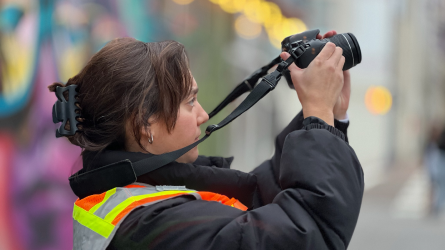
[205,124,219,135]
[262,71,282,90]
[289,40,308,60]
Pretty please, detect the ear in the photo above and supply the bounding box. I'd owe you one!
[141,116,159,138]
[140,126,151,138]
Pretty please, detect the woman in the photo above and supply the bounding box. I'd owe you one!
[50,34,363,249]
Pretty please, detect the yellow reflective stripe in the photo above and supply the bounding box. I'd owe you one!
[89,188,116,214]
[104,190,196,223]
[73,205,114,238]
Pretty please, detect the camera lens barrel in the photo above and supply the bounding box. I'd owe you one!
[281,30,362,89]
[325,33,362,70]
[282,31,362,71]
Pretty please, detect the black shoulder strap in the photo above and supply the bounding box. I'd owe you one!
[208,56,281,118]
[132,75,282,176]
[69,79,278,198]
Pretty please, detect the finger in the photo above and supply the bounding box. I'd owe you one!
[280,51,290,60]
[316,34,322,39]
[316,42,336,61]
[322,30,337,39]
[329,47,344,66]
[279,52,300,71]
[343,70,351,82]
[322,31,334,39]
[336,56,346,71]
[342,70,351,93]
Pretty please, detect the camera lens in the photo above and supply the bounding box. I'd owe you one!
[347,33,362,64]
[280,30,362,89]
[326,33,362,70]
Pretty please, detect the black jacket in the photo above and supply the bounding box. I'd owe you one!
[83,111,363,250]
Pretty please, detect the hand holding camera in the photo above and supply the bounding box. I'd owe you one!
[280,29,360,124]
[280,42,345,126]
[333,69,351,120]
[319,30,351,121]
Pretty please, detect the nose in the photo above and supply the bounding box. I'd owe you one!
[197,102,209,126]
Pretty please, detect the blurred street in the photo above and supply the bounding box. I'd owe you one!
[349,164,445,250]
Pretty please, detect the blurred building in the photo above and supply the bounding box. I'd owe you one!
[393,0,445,161]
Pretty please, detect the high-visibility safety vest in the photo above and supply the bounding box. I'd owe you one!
[73,183,248,250]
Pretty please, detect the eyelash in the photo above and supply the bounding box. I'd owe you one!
[188,97,196,106]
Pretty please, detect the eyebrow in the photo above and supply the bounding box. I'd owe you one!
[191,87,199,96]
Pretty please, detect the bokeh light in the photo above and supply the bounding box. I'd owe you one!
[234,14,262,39]
[209,0,306,49]
[173,0,195,5]
[215,0,246,14]
[266,18,307,48]
[365,86,393,115]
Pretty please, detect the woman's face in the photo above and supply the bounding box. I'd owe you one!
[134,78,209,163]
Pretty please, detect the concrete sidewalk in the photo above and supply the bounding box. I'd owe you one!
[348,165,445,250]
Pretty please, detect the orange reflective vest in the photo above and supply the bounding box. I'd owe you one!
[73,183,247,250]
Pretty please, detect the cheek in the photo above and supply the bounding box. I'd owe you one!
[173,113,197,142]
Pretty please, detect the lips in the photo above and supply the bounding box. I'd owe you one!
[195,133,201,141]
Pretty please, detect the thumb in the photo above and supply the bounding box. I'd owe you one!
[280,52,301,72]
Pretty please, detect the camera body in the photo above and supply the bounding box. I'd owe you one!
[281,29,362,88]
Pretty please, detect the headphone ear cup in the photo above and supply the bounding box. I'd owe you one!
[283,69,295,89]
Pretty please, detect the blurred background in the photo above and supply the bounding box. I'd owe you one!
[0,0,444,249]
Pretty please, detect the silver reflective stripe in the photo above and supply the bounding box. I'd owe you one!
[93,186,194,218]
[92,189,133,219]
[128,186,160,196]
[155,185,189,191]
[73,219,114,250]
[190,192,202,200]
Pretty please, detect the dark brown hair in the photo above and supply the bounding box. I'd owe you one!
[48,38,193,152]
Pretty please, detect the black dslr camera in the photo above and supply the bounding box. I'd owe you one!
[281,29,362,88]
[208,29,362,118]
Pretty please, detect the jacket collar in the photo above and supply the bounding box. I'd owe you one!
[82,150,257,208]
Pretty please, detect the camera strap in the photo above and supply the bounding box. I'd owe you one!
[208,56,281,118]
[69,42,307,198]
[131,53,300,176]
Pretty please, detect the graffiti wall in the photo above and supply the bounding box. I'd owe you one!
[0,0,158,249]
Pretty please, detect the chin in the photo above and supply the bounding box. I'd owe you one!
[188,148,199,163]
[177,147,199,163]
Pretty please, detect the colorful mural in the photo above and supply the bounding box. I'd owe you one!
[0,0,40,117]
[0,0,154,249]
